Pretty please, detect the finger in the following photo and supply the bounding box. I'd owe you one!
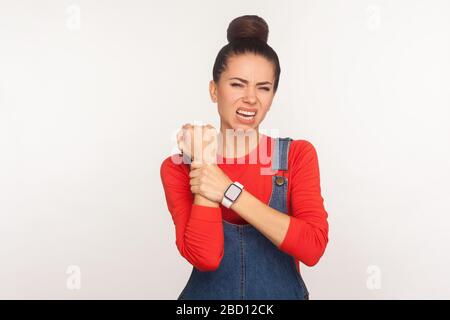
[204,124,216,133]
[181,125,192,139]
[190,185,199,194]
[189,176,200,186]
[190,161,203,169]
[189,167,202,178]
[182,126,190,138]
[177,133,184,150]
[177,129,184,143]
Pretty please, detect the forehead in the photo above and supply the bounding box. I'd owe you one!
[223,53,274,81]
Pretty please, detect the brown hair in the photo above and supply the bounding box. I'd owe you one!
[212,15,281,93]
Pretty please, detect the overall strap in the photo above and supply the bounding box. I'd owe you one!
[272,137,293,171]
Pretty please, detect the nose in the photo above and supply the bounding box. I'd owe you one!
[243,86,257,104]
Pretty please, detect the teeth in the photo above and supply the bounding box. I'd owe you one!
[237,109,256,116]
[237,113,254,120]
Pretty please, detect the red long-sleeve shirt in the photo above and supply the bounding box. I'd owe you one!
[160,133,329,273]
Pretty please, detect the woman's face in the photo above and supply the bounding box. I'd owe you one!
[209,53,276,133]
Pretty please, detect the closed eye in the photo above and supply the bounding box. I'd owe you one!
[231,83,270,91]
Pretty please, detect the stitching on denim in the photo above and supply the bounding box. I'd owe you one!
[291,256,309,300]
[283,177,289,214]
[239,227,245,300]
[267,175,277,208]
[178,267,194,300]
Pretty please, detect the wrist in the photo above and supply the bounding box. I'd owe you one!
[221,181,244,209]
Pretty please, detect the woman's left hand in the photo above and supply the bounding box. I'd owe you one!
[189,162,233,203]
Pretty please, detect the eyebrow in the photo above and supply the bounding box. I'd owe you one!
[228,77,273,86]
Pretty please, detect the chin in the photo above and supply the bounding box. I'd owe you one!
[232,124,259,134]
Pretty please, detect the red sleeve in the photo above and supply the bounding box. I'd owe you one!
[278,140,329,266]
[160,154,224,271]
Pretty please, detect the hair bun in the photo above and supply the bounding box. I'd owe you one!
[227,15,269,43]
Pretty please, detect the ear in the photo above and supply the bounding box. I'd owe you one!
[209,80,217,103]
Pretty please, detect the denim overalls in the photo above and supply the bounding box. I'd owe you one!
[178,137,309,300]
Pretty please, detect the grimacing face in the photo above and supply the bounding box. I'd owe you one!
[209,53,276,133]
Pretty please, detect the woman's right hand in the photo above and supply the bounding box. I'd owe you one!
[176,123,217,164]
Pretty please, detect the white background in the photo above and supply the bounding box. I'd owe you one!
[0,0,449,299]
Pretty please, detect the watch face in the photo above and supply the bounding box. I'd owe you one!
[225,184,241,201]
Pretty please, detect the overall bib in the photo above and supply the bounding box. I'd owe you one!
[178,137,309,300]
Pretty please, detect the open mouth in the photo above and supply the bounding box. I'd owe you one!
[236,108,257,122]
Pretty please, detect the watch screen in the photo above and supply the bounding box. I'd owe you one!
[226,184,241,200]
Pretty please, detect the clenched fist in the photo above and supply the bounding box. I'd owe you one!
[176,123,218,165]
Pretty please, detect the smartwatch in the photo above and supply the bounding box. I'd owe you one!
[221,181,244,209]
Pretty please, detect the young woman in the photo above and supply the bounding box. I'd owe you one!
[160,15,329,300]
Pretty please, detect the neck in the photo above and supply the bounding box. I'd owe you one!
[217,126,260,159]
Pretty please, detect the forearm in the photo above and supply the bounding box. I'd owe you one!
[178,203,223,271]
[180,171,221,270]
[231,189,328,265]
[161,154,224,272]
[231,190,290,247]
